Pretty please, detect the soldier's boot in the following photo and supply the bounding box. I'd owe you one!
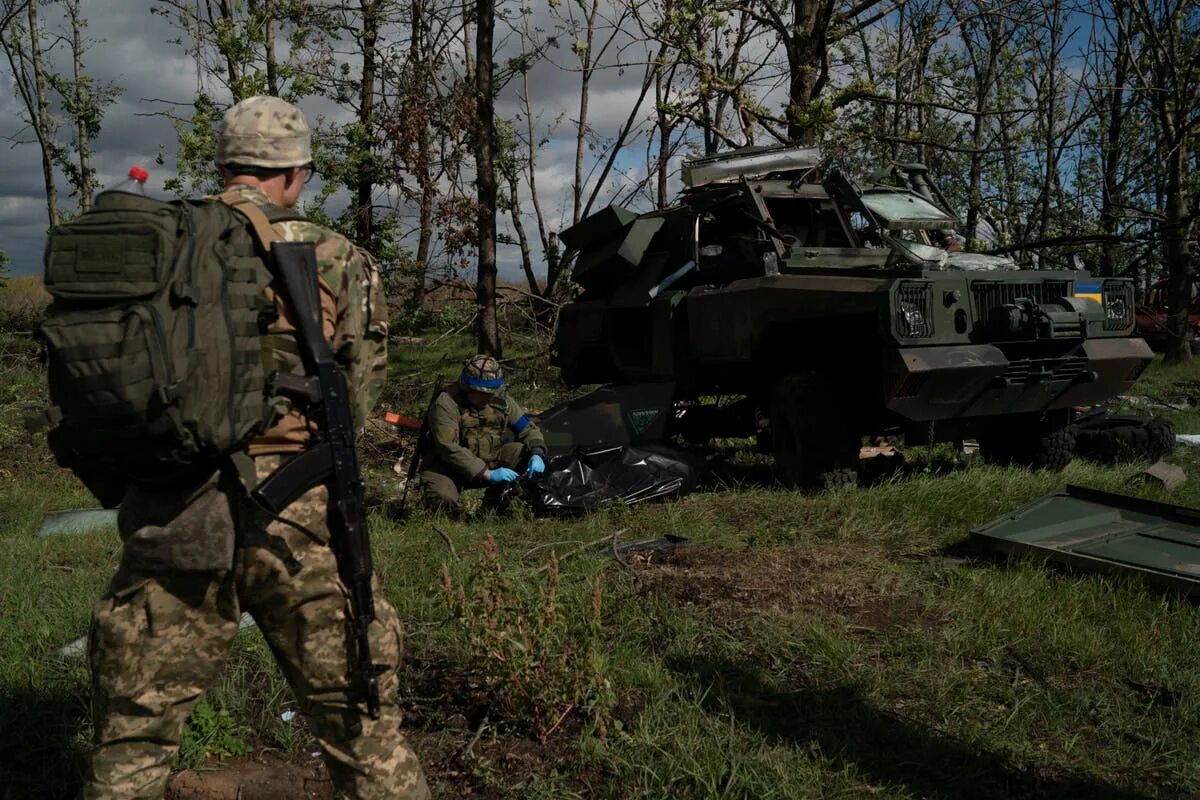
[419,468,463,516]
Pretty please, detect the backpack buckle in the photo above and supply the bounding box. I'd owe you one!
[158,383,182,406]
[171,281,199,306]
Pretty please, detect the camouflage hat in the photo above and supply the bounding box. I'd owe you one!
[460,354,504,395]
[216,96,312,169]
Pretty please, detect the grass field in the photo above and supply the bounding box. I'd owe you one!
[4,309,1200,799]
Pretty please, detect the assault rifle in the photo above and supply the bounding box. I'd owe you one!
[251,241,383,720]
[394,379,444,519]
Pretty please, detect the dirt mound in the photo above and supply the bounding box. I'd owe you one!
[167,750,331,799]
[635,545,927,633]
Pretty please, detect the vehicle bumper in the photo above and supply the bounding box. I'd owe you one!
[883,338,1153,421]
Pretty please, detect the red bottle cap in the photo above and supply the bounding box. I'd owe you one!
[128,165,149,183]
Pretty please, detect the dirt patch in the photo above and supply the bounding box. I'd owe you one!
[400,657,615,798]
[167,750,331,799]
[635,544,927,633]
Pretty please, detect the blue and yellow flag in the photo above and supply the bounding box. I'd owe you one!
[1074,280,1103,304]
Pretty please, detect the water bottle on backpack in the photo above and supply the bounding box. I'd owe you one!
[108,165,150,195]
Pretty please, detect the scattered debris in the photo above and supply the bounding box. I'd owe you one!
[51,612,258,660]
[972,484,1200,597]
[1135,461,1187,490]
[280,710,298,723]
[1177,434,1200,447]
[1116,395,1192,412]
[598,534,688,565]
[38,508,118,538]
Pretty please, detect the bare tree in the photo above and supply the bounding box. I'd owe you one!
[1126,0,1200,363]
[1,0,60,226]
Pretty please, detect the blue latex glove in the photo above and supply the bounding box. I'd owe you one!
[525,454,546,478]
[487,467,519,484]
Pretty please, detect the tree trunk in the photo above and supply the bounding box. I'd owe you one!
[474,0,500,356]
[573,0,598,225]
[1162,139,1192,363]
[356,0,379,247]
[66,0,93,212]
[507,171,539,297]
[27,0,58,226]
[1097,7,1131,278]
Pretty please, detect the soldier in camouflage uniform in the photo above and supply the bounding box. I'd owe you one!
[421,355,548,514]
[83,97,430,800]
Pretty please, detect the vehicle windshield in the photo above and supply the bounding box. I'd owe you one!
[860,190,958,229]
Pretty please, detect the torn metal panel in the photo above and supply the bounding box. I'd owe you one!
[971,485,1200,596]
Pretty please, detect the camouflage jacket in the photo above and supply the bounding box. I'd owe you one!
[427,387,546,481]
[215,184,389,454]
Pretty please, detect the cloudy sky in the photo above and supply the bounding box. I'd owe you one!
[0,0,707,281]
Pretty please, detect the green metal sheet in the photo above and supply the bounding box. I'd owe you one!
[970,485,1200,596]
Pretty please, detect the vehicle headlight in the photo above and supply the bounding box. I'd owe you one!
[1101,280,1134,330]
[896,281,933,338]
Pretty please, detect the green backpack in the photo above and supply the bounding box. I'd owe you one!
[38,189,299,506]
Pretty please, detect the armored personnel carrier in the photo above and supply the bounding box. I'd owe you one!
[551,145,1153,486]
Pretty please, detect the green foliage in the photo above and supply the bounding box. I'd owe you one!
[440,535,616,740]
[162,93,222,198]
[177,697,252,769]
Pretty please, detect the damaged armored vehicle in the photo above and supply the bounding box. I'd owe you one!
[550,145,1154,487]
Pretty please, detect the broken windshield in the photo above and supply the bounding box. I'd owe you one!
[860,190,959,229]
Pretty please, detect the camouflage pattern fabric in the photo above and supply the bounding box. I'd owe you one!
[424,388,546,481]
[216,96,312,168]
[84,456,430,800]
[421,441,526,514]
[460,353,505,395]
[220,184,389,437]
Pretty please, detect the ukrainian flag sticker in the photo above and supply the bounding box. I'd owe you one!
[1074,280,1103,304]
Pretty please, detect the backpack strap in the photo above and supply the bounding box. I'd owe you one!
[217,189,286,251]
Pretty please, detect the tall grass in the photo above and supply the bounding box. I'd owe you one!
[0,276,50,333]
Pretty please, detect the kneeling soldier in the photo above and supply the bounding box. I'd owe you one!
[421,355,547,514]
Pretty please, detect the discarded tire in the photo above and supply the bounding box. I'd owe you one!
[977,412,1076,470]
[1074,415,1176,464]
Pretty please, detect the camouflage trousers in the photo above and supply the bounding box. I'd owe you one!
[419,441,527,514]
[82,455,430,800]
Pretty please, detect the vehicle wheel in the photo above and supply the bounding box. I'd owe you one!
[1075,416,1176,464]
[977,413,1077,470]
[769,373,861,489]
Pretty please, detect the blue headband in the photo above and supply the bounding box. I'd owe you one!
[461,371,504,390]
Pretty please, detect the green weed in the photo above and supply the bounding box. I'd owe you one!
[439,534,616,741]
[177,697,252,769]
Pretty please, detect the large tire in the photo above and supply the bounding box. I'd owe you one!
[769,373,861,489]
[1075,416,1176,464]
[977,412,1077,470]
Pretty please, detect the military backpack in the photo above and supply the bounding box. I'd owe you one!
[37,189,299,505]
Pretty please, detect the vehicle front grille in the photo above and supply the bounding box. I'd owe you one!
[971,280,1071,317]
[1102,280,1134,331]
[1003,355,1090,384]
[896,281,933,338]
